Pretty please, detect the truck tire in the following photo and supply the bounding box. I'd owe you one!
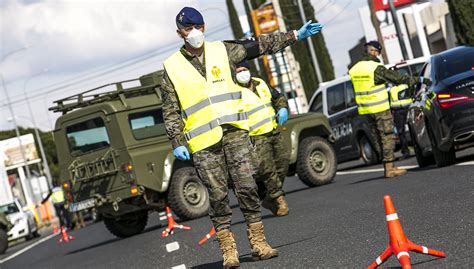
[0,229,9,254]
[104,211,148,238]
[168,167,209,220]
[359,135,379,165]
[296,137,337,187]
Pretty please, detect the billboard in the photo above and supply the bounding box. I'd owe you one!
[374,0,416,11]
[0,134,39,167]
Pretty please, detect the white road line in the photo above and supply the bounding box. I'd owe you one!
[456,161,474,166]
[171,264,186,269]
[0,232,59,264]
[160,216,168,221]
[166,241,180,253]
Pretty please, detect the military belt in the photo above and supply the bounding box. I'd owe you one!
[185,112,248,140]
[183,92,242,118]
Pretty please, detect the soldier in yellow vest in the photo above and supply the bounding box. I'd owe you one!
[45,186,71,229]
[235,61,290,217]
[349,41,430,177]
[161,7,323,267]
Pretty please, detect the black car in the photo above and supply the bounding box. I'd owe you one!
[407,46,474,167]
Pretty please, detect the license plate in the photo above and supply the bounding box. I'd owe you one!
[70,198,95,212]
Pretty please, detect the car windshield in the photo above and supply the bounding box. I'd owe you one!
[437,50,474,80]
[66,117,110,156]
[0,203,19,215]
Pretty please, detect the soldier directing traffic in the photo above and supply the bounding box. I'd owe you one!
[236,61,291,217]
[348,41,430,178]
[160,6,323,268]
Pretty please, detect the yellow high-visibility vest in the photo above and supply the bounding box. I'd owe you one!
[349,60,390,115]
[242,77,278,136]
[51,188,65,204]
[164,41,248,153]
[389,84,413,109]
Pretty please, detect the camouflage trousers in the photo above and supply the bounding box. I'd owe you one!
[251,131,290,200]
[366,110,395,162]
[192,125,261,232]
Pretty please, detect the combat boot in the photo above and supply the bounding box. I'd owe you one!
[384,162,407,178]
[247,222,279,260]
[262,195,289,216]
[216,229,240,269]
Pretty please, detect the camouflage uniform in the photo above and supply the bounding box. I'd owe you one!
[160,32,296,231]
[351,54,418,162]
[248,79,290,200]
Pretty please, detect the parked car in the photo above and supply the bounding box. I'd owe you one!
[0,200,39,241]
[407,46,474,167]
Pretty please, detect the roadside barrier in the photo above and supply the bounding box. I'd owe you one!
[58,226,75,243]
[161,207,191,238]
[198,227,215,245]
[368,195,446,269]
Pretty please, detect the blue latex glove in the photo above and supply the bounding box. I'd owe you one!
[276,108,289,125]
[173,146,190,161]
[297,20,323,40]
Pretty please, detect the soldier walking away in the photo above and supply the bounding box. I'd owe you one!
[348,41,430,178]
[235,61,290,217]
[161,7,323,268]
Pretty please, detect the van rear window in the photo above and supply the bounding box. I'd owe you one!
[129,109,166,140]
[66,117,110,156]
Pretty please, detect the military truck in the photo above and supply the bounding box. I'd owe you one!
[0,212,13,254]
[50,71,336,238]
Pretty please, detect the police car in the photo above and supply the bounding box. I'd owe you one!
[308,57,428,165]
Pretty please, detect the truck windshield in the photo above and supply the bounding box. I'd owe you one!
[66,117,110,156]
[0,203,19,215]
[129,109,166,140]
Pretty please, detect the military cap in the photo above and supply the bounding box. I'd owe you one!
[364,40,383,52]
[236,61,250,70]
[176,7,204,28]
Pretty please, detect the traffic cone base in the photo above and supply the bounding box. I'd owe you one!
[368,195,445,269]
[198,227,216,246]
[161,207,191,238]
[58,226,75,243]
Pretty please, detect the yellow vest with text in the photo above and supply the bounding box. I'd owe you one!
[51,188,65,204]
[164,41,248,153]
[389,84,413,109]
[242,77,278,136]
[349,60,391,115]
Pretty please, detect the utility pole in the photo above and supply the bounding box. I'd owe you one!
[368,0,389,63]
[297,0,323,83]
[388,0,409,60]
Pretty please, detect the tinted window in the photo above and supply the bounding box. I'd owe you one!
[310,93,323,113]
[345,81,357,108]
[438,50,474,80]
[129,109,166,140]
[397,66,411,76]
[66,117,110,156]
[0,203,19,214]
[327,83,346,115]
[410,63,425,76]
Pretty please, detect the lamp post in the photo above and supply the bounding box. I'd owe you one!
[22,69,53,189]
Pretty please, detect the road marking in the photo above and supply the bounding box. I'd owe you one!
[171,264,186,269]
[160,216,167,221]
[0,232,58,264]
[456,161,474,166]
[336,165,417,175]
[166,241,180,253]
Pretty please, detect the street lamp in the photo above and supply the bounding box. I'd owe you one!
[22,69,53,189]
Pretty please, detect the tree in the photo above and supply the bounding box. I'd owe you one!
[447,0,474,45]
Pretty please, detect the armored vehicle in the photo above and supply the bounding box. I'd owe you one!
[50,71,336,238]
[50,71,209,238]
[0,212,13,254]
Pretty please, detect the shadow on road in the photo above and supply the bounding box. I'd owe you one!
[66,237,122,255]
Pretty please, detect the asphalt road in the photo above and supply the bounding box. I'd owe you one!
[1,149,473,269]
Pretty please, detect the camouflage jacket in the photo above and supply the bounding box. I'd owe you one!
[161,32,296,149]
[248,78,288,113]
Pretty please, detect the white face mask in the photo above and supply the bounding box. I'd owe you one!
[185,28,205,48]
[236,70,251,85]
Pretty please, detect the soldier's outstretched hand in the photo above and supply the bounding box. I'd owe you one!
[297,20,323,40]
[173,146,190,161]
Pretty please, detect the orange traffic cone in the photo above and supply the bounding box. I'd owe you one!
[52,224,59,234]
[58,226,75,243]
[198,227,216,246]
[368,195,445,269]
[161,207,191,238]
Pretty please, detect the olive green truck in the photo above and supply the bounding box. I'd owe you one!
[50,71,336,238]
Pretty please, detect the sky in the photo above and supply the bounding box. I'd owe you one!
[0,0,368,131]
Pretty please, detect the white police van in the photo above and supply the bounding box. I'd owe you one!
[308,57,428,165]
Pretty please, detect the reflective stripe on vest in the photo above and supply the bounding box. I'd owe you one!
[242,77,277,136]
[164,41,248,153]
[389,84,413,109]
[349,60,391,115]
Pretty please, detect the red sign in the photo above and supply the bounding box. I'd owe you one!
[373,0,416,11]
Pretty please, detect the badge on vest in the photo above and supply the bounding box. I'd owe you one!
[211,66,225,83]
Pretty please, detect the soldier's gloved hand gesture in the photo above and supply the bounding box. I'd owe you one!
[173,146,190,161]
[297,20,323,40]
[276,108,289,125]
